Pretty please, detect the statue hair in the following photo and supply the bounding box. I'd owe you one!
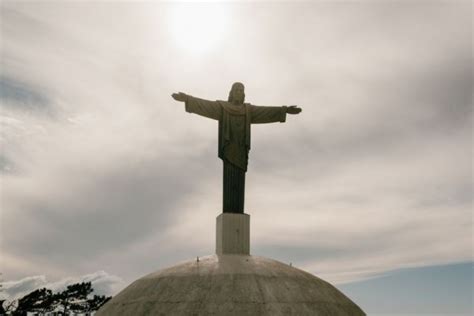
[228,82,245,103]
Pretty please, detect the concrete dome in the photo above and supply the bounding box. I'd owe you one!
[97,254,365,316]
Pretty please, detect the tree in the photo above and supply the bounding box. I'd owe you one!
[4,281,111,315]
[59,282,93,313]
[85,295,111,312]
[0,299,7,314]
[14,288,53,315]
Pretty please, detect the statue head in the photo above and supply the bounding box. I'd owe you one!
[228,82,245,104]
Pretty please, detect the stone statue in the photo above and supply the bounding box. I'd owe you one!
[172,82,301,214]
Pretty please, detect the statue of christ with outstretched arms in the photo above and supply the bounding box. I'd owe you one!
[172,82,301,214]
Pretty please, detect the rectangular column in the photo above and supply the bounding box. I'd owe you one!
[216,213,250,255]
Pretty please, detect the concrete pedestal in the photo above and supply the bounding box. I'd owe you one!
[216,213,250,255]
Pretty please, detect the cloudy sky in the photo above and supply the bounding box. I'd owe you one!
[1,1,472,314]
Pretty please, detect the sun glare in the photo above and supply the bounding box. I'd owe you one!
[167,3,230,54]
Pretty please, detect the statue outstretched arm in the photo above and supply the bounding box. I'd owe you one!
[171,92,221,120]
[172,92,188,102]
[250,104,302,124]
[286,105,302,114]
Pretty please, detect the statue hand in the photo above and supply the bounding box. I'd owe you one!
[286,105,302,114]
[171,92,188,102]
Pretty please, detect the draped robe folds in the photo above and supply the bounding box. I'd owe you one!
[185,95,287,213]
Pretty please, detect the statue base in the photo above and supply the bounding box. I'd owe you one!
[216,213,250,255]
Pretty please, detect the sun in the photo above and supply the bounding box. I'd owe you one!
[167,3,230,54]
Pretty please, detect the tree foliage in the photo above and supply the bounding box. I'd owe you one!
[1,281,111,315]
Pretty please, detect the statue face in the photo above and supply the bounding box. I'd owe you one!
[232,84,245,104]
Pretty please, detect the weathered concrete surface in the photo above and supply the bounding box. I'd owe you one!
[216,213,250,255]
[96,255,365,316]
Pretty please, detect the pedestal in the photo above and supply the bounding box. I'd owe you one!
[216,213,250,255]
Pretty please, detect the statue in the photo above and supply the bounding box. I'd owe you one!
[172,82,301,214]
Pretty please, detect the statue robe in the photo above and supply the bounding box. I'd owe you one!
[185,96,287,171]
[185,95,287,213]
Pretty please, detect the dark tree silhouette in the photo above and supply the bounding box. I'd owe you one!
[0,299,7,314]
[86,295,111,312]
[60,282,93,313]
[4,281,111,315]
[14,288,53,315]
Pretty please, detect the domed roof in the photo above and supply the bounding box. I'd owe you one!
[97,254,365,316]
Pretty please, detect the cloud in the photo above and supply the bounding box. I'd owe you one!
[0,275,47,300]
[0,77,51,113]
[0,1,471,289]
[0,271,125,301]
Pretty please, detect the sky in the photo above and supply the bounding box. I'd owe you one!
[0,1,472,314]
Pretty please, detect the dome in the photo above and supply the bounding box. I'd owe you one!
[97,254,365,316]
